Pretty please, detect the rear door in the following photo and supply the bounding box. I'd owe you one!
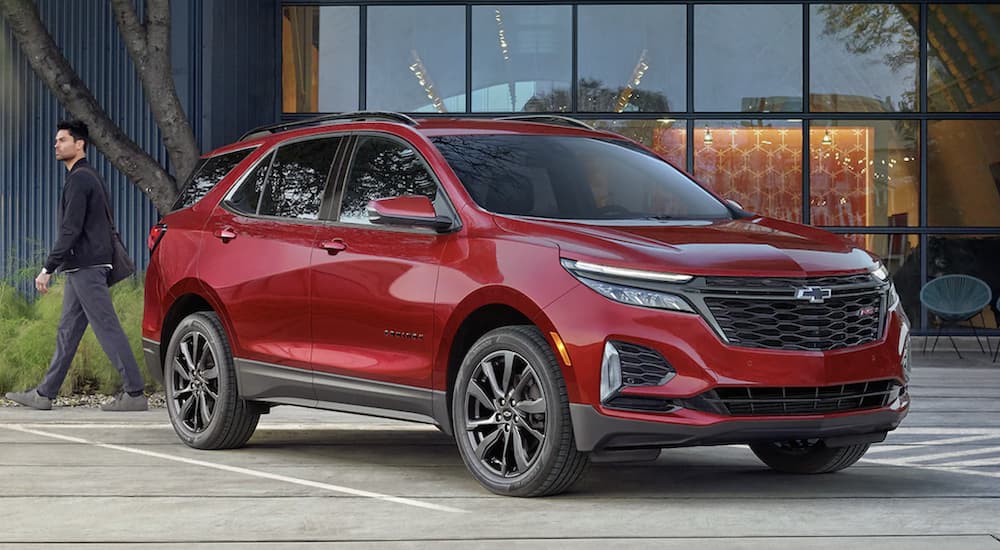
[309,133,453,417]
[199,135,345,401]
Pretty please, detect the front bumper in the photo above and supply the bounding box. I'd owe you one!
[570,403,907,451]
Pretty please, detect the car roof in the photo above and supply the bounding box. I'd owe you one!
[203,116,623,158]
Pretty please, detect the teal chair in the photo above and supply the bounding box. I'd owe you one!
[994,297,1000,363]
[919,274,992,359]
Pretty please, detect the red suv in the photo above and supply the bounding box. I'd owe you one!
[143,112,910,497]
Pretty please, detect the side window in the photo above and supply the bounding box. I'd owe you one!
[258,137,340,220]
[339,136,437,225]
[171,148,254,211]
[226,153,272,215]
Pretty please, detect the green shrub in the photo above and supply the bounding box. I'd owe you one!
[0,276,159,395]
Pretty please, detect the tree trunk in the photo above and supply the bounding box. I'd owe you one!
[111,0,200,184]
[0,0,195,214]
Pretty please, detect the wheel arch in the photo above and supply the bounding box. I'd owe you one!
[435,286,570,434]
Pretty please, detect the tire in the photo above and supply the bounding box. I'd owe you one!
[164,312,259,450]
[452,325,589,497]
[750,439,870,474]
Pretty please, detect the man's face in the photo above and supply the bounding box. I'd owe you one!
[54,129,83,161]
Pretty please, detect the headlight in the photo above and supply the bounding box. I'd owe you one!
[561,259,696,312]
[577,276,696,313]
[871,263,890,282]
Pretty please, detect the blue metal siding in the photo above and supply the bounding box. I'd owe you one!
[1,0,279,294]
[1,0,165,288]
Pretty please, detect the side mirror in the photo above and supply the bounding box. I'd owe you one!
[368,195,453,232]
[725,199,744,210]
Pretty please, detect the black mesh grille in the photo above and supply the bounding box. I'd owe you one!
[612,341,675,387]
[698,380,897,416]
[705,292,882,351]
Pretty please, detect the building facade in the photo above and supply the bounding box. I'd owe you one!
[2,1,999,335]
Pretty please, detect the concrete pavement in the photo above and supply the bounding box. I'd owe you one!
[0,349,997,548]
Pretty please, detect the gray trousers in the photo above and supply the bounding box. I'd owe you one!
[37,267,144,398]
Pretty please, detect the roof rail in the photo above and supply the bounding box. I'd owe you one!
[238,111,419,141]
[494,115,594,130]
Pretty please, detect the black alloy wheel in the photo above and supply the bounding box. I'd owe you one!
[453,326,589,497]
[165,312,259,450]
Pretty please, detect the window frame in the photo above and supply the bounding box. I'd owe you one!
[220,134,349,223]
[325,131,461,231]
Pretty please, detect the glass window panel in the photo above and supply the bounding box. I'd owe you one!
[843,233,921,328]
[282,6,359,113]
[810,4,919,112]
[810,120,919,227]
[927,235,1000,329]
[694,120,803,222]
[367,6,466,113]
[694,5,802,112]
[928,120,1000,227]
[928,4,1000,112]
[260,138,341,220]
[227,153,273,216]
[472,5,571,112]
[340,137,437,225]
[172,148,254,211]
[578,5,685,113]
[589,119,687,169]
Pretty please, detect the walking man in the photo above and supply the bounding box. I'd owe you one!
[5,120,147,411]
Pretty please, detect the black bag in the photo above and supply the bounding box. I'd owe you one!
[82,166,135,286]
[107,229,135,286]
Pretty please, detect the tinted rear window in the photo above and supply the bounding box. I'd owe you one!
[431,135,731,221]
[171,148,255,211]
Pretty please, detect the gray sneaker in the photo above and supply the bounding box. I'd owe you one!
[4,389,53,410]
[101,392,148,412]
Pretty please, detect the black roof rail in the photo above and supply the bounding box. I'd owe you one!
[494,115,594,130]
[238,111,419,141]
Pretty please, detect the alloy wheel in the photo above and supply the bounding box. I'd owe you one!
[169,330,220,433]
[462,350,547,478]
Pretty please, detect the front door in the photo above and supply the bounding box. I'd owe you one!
[309,134,450,417]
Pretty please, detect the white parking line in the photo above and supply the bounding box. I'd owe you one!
[868,445,1000,465]
[866,434,1000,453]
[2,424,465,514]
[6,422,437,431]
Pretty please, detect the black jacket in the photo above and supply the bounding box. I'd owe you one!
[44,159,114,273]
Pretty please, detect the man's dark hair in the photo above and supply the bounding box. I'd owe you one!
[57,119,89,147]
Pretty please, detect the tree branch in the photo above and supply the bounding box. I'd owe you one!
[136,0,200,183]
[110,0,148,63]
[0,0,179,214]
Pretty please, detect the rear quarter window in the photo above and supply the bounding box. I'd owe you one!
[171,148,255,211]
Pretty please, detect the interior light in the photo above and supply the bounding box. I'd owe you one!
[822,129,833,146]
[703,125,713,144]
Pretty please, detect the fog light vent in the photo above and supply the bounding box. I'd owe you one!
[610,341,676,387]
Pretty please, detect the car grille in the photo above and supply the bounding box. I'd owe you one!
[697,379,898,416]
[699,274,885,351]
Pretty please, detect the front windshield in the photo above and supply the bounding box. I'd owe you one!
[431,134,732,221]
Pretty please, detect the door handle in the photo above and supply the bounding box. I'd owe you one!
[215,227,237,243]
[320,239,347,255]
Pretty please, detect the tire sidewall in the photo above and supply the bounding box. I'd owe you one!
[452,327,571,495]
[165,313,237,448]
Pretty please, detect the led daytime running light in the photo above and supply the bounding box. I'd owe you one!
[572,260,693,283]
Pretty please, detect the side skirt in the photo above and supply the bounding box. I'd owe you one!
[235,358,449,429]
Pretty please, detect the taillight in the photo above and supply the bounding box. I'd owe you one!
[148,223,167,252]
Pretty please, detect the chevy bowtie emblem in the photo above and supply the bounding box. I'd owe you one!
[796,286,832,303]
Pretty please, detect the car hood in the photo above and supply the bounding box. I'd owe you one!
[493,216,877,277]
